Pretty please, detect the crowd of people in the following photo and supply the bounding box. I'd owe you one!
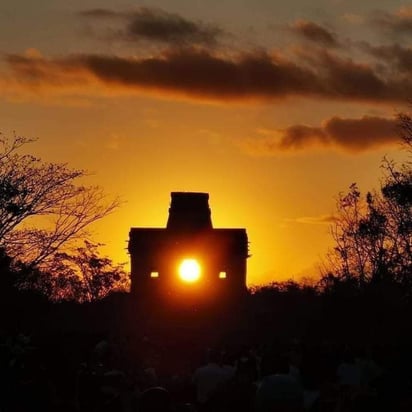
[0,328,411,412]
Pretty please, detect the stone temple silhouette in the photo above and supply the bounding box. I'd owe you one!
[128,192,249,302]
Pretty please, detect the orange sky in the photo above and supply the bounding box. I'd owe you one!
[0,1,411,284]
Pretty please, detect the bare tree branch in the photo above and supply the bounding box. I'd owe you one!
[0,133,122,269]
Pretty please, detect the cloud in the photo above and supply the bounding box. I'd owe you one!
[341,13,364,25]
[78,9,123,19]
[242,116,400,155]
[371,7,412,36]
[268,125,327,150]
[81,50,324,99]
[323,116,399,150]
[79,7,223,46]
[2,49,320,101]
[3,48,412,104]
[285,215,337,225]
[4,53,91,88]
[361,43,412,74]
[316,51,396,102]
[126,8,223,45]
[290,20,339,47]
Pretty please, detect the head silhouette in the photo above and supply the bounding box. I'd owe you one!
[138,387,172,412]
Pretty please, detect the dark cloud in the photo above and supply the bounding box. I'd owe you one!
[361,43,412,74]
[247,116,399,154]
[324,116,399,150]
[79,7,223,46]
[126,8,223,45]
[3,49,412,104]
[371,8,412,36]
[4,50,321,100]
[80,50,322,99]
[5,53,83,86]
[66,8,412,104]
[276,125,327,150]
[290,20,339,47]
[317,52,390,101]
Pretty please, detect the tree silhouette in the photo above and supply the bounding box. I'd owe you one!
[0,133,120,269]
[324,114,412,293]
[22,241,128,302]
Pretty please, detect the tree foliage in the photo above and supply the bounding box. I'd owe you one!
[22,241,128,302]
[0,133,120,269]
[324,114,412,293]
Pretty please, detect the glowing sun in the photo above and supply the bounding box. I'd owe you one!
[178,258,201,283]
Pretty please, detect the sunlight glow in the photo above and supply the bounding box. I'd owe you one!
[178,258,201,283]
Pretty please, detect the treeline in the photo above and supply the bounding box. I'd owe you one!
[248,112,412,344]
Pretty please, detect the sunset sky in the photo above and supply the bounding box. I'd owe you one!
[1,0,411,285]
